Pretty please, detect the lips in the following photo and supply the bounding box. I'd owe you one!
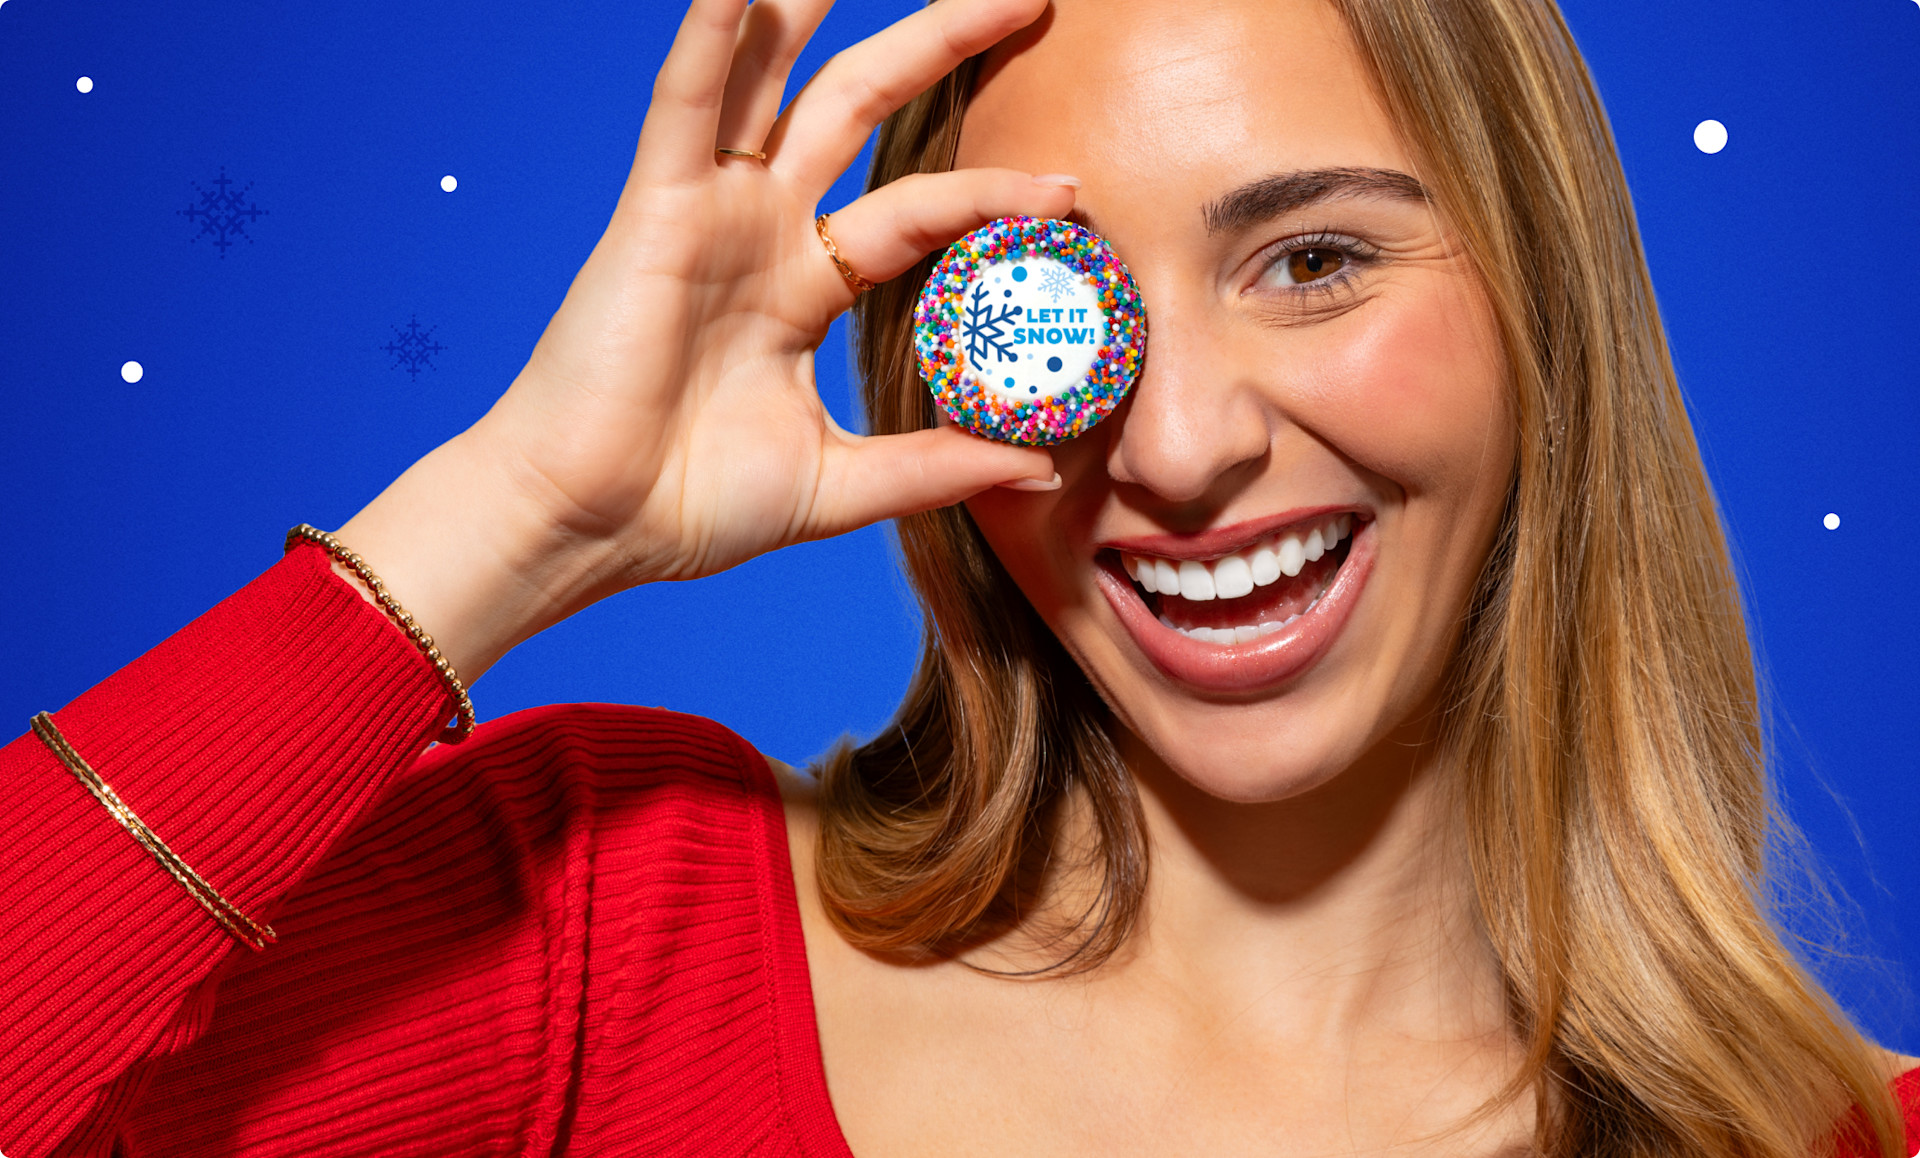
[1095,512,1374,694]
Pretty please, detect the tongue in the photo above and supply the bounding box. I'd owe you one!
[1150,548,1343,631]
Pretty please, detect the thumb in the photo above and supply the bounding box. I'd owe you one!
[810,425,1059,538]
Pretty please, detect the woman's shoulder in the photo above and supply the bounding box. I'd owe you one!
[398,700,799,911]
[1856,1050,1920,1158]
[1889,1050,1920,1114]
[123,702,825,1151]
[400,696,804,938]
[412,700,781,825]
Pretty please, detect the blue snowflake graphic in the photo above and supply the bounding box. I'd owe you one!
[961,284,1023,365]
[1038,264,1074,302]
[383,317,445,381]
[177,168,267,257]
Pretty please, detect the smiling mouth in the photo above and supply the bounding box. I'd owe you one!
[1112,514,1355,646]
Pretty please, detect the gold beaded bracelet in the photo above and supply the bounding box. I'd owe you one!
[285,524,476,744]
[30,711,278,951]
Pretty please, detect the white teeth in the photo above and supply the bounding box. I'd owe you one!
[1250,543,1280,586]
[1132,555,1158,593]
[1166,612,1305,646]
[1123,514,1357,611]
[1177,560,1216,601]
[1212,555,1254,600]
[1153,558,1180,595]
[1276,535,1305,577]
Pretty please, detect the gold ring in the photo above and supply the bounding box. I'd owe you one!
[715,147,768,160]
[815,213,875,295]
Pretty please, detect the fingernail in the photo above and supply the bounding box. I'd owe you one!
[1031,174,1082,189]
[999,472,1062,492]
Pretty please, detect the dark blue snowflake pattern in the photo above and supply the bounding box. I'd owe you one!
[383,317,445,381]
[961,283,1023,365]
[177,168,267,257]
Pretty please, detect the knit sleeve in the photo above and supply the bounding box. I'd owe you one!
[0,542,454,1157]
[1895,1066,1920,1154]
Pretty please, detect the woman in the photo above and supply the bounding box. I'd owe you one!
[1,0,1911,1153]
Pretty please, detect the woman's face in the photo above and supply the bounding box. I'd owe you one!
[960,0,1516,803]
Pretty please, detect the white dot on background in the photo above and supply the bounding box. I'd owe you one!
[1693,119,1728,154]
[120,360,143,383]
[440,174,457,192]
[1823,512,1841,531]
[76,76,94,94]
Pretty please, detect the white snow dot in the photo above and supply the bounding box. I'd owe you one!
[440,174,457,192]
[120,360,143,384]
[1822,512,1840,531]
[1693,119,1728,154]
[76,76,94,94]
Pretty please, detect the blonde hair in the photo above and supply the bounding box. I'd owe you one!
[816,1,1903,1153]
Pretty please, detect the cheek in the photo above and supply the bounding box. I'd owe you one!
[965,437,1110,621]
[1295,275,1511,498]
[965,488,1070,618]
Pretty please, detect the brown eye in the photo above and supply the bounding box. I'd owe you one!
[1286,247,1345,283]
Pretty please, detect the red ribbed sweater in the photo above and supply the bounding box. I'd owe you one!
[0,544,1913,1156]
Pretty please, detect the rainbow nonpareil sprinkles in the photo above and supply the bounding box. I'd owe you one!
[913,216,1146,446]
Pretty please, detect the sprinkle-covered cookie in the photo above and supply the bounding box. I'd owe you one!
[913,217,1146,446]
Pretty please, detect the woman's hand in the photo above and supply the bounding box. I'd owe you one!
[335,0,1074,682]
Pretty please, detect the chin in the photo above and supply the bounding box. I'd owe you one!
[1151,731,1366,805]
[1099,666,1405,805]
[1057,616,1423,811]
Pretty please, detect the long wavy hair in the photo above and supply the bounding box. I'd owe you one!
[812,0,1903,1153]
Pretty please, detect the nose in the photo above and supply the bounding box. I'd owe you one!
[1104,295,1271,505]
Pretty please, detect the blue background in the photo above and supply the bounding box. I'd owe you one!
[1,0,1914,1048]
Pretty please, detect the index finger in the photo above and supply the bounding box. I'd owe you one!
[762,0,1047,196]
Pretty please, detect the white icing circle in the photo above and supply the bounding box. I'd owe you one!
[956,256,1109,403]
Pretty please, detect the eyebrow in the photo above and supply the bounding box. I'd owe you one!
[1202,166,1430,235]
